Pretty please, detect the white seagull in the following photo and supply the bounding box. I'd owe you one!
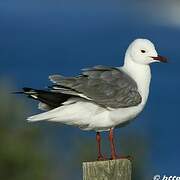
[17,38,167,160]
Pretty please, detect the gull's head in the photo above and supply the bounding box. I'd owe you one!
[126,38,167,65]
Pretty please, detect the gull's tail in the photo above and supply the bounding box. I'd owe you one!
[14,87,72,121]
[27,106,63,122]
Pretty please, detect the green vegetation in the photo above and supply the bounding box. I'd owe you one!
[0,82,53,180]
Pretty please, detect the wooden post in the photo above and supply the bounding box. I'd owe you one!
[83,159,132,180]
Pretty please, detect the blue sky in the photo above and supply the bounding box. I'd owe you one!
[0,0,180,178]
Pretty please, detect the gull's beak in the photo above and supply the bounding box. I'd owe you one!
[151,55,168,63]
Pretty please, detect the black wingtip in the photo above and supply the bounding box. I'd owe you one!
[22,87,34,92]
[12,87,34,95]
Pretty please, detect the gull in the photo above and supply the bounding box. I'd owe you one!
[17,38,167,160]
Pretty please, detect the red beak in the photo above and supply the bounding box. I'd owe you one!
[151,55,168,63]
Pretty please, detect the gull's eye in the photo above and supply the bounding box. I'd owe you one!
[141,50,146,53]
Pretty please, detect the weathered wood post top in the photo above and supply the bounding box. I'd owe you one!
[83,159,132,180]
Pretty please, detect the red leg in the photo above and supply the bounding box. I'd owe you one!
[109,129,132,160]
[96,132,105,161]
[109,128,118,160]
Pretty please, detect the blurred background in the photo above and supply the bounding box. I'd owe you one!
[0,0,180,179]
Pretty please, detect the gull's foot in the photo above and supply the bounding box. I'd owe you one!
[110,155,133,161]
[119,155,133,161]
[110,154,120,160]
[97,155,106,161]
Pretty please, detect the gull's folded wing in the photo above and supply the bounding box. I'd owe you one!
[49,65,142,108]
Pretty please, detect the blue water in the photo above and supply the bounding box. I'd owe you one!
[0,0,180,178]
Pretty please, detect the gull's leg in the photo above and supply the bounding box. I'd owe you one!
[109,128,118,160]
[109,128,132,160]
[96,132,105,161]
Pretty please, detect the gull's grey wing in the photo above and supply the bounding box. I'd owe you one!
[49,65,142,108]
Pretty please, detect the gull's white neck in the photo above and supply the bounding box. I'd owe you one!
[122,53,151,105]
